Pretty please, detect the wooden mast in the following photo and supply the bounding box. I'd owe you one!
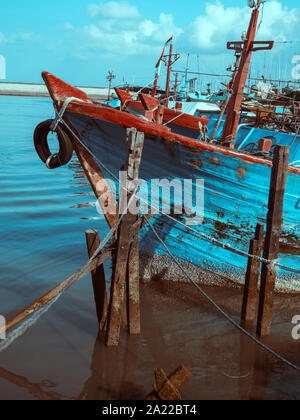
[165,40,173,107]
[152,38,173,98]
[221,0,274,146]
[151,37,180,105]
[174,72,178,101]
[152,72,159,98]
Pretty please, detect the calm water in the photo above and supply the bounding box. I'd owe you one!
[0,96,299,400]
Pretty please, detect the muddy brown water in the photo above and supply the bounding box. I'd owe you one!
[0,280,299,400]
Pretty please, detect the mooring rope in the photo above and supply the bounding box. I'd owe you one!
[0,189,138,353]
[135,78,157,96]
[50,97,85,132]
[143,214,300,373]
[163,111,185,126]
[53,97,300,275]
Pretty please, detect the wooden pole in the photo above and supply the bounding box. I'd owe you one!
[127,220,141,335]
[241,223,264,323]
[210,91,231,142]
[256,145,290,337]
[105,215,135,347]
[174,73,178,101]
[85,230,108,331]
[106,128,144,347]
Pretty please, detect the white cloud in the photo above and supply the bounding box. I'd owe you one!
[12,32,41,42]
[139,19,158,38]
[186,1,299,53]
[0,31,41,45]
[80,6,183,60]
[0,33,6,44]
[56,0,299,80]
[62,22,74,31]
[255,0,298,42]
[141,13,183,43]
[87,1,141,20]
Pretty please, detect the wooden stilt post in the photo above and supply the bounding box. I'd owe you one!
[105,215,135,347]
[106,128,144,347]
[85,230,108,332]
[241,223,264,323]
[256,145,290,337]
[127,221,141,335]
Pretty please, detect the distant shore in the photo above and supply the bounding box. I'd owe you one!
[0,81,109,99]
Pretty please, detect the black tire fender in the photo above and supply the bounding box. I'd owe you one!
[33,119,73,169]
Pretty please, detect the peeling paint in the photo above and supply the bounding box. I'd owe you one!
[236,166,247,180]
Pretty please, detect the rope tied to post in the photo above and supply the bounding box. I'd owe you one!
[0,188,138,354]
[50,97,85,132]
[143,214,300,374]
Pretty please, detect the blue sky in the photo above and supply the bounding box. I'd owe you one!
[0,0,299,88]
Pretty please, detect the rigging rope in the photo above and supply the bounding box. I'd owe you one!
[144,214,300,373]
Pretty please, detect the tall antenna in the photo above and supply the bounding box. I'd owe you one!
[185,53,190,85]
[106,71,116,100]
[161,37,180,107]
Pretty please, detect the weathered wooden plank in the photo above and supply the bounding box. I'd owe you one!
[85,230,108,331]
[126,228,140,335]
[146,365,192,400]
[106,128,144,346]
[105,215,135,347]
[257,145,290,337]
[241,223,264,322]
[125,130,144,336]
[153,368,182,401]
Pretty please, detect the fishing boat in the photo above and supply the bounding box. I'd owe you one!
[34,0,300,292]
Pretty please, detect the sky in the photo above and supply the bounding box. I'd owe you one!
[0,0,299,89]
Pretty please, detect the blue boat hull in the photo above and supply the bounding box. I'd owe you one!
[66,111,300,292]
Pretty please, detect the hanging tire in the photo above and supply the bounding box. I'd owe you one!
[34,119,74,169]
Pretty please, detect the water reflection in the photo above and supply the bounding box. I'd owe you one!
[78,333,141,401]
[0,368,70,400]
